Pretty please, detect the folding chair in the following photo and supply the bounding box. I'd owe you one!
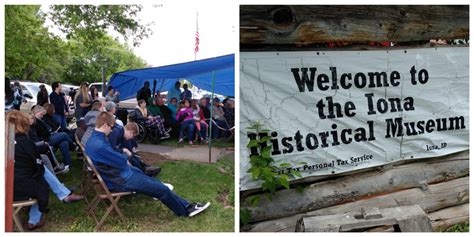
[83,154,132,231]
[75,134,96,207]
[12,199,38,232]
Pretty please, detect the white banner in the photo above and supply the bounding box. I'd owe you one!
[240,47,469,191]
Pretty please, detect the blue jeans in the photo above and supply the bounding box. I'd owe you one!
[179,120,196,141]
[48,132,72,166]
[18,166,62,226]
[28,204,42,225]
[43,167,71,201]
[198,121,207,140]
[53,113,67,130]
[112,171,190,216]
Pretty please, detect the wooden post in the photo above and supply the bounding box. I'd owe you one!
[5,121,15,232]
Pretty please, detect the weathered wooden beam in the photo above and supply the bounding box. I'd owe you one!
[429,203,469,231]
[243,176,468,232]
[295,205,432,232]
[240,5,469,47]
[241,151,469,198]
[242,151,469,223]
[366,203,469,232]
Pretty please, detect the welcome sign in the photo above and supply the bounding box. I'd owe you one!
[240,47,469,190]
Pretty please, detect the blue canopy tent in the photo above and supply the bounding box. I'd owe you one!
[108,54,234,163]
[108,54,234,101]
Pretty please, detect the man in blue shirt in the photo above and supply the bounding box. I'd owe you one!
[85,111,210,217]
[167,81,181,103]
[49,82,69,130]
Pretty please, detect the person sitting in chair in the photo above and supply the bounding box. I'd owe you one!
[107,108,162,177]
[134,99,170,139]
[85,112,210,218]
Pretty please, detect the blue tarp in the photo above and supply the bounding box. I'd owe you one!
[108,54,234,101]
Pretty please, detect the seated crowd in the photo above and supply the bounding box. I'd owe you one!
[132,81,235,145]
[8,87,215,230]
[7,80,231,230]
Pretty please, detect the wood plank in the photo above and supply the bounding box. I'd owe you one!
[296,205,430,232]
[429,203,469,231]
[244,176,468,232]
[241,150,469,198]
[396,215,432,232]
[240,5,469,47]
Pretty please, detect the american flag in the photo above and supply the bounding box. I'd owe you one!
[194,12,199,59]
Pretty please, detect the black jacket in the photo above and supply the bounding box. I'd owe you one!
[34,119,52,142]
[43,114,60,132]
[136,87,151,106]
[36,91,49,106]
[14,133,50,213]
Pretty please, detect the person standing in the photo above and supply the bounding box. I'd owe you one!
[36,84,49,106]
[49,81,69,130]
[90,86,99,101]
[74,82,92,120]
[167,81,181,103]
[136,81,152,106]
[12,81,32,110]
[5,77,14,111]
[181,84,192,101]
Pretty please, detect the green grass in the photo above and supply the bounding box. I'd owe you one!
[442,222,469,232]
[19,152,234,232]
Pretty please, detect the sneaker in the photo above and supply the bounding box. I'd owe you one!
[178,138,184,144]
[187,202,211,217]
[63,193,84,203]
[57,163,65,169]
[189,141,194,145]
[56,165,70,174]
[160,134,170,140]
[54,166,67,174]
[165,127,172,133]
[145,166,162,176]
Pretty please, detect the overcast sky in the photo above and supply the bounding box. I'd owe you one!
[44,1,237,67]
[129,2,237,67]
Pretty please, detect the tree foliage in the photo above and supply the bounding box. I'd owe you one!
[5,5,149,85]
[49,5,151,47]
[5,5,67,81]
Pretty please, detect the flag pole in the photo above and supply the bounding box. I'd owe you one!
[209,70,215,163]
[194,12,199,61]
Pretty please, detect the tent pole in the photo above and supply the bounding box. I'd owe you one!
[208,71,216,163]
